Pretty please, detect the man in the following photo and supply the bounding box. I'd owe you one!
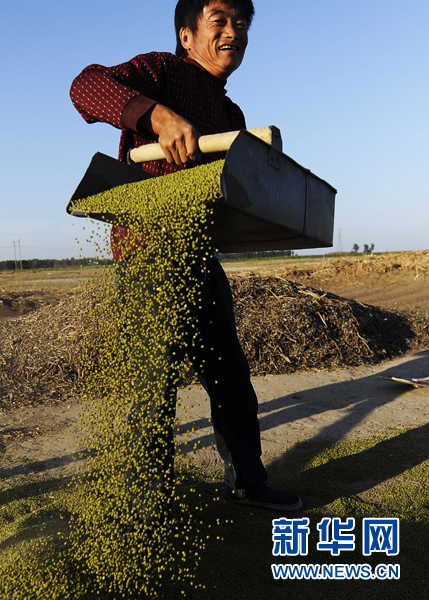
[70,0,302,512]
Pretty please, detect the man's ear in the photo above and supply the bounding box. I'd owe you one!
[180,27,193,52]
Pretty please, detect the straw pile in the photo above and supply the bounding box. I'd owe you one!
[0,291,86,407]
[1,272,428,410]
[231,276,428,375]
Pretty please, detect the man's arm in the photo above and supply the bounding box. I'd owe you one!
[70,54,199,165]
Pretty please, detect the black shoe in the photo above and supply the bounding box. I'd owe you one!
[226,483,302,511]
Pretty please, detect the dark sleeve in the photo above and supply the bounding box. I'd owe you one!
[69,53,166,132]
[225,97,247,130]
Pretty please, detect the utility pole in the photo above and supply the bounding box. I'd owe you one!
[337,228,343,253]
[18,239,22,269]
[12,240,17,270]
[12,239,23,269]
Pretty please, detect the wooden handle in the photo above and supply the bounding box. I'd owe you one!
[129,126,279,163]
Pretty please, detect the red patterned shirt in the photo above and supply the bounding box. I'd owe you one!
[70,52,246,259]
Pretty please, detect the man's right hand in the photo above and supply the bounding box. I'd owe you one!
[139,104,201,165]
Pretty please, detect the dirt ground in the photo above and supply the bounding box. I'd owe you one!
[1,252,429,484]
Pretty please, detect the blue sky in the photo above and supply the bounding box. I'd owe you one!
[1,0,428,260]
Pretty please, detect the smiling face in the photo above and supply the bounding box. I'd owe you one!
[179,1,249,80]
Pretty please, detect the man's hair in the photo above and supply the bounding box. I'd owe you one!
[174,0,255,57]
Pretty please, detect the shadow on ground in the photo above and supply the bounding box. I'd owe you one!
[177,350,429,453]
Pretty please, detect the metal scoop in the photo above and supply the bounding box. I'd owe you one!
[67,126,336,252]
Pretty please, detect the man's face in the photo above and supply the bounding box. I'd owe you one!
[180,1,249,80]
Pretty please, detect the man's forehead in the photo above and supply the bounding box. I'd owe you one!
[204,2,247,20]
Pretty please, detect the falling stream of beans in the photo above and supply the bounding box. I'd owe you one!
[56,160,225,598]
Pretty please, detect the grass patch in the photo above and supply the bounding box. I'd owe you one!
[1,428,428,598]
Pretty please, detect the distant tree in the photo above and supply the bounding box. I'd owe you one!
[352,243,359,253]
[0,257,113,271]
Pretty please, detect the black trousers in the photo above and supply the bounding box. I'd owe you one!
[119,255,267,491]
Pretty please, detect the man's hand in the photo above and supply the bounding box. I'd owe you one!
[139,104,201,165]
